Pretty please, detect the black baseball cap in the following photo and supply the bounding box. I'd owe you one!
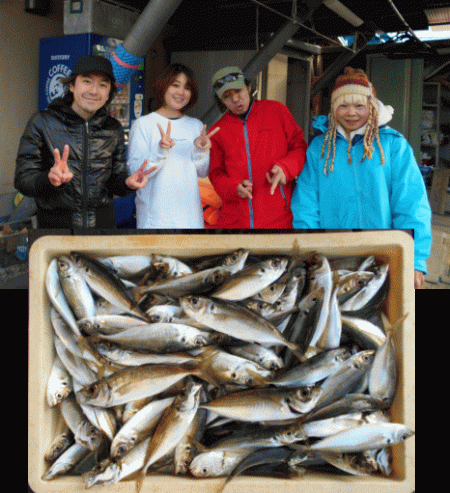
[72,55,115,83]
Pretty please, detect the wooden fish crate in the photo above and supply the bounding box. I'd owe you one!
[28,232,415,493]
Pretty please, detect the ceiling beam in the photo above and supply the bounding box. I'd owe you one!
[310,22,377,98]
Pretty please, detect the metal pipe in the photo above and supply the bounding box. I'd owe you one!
[123,0,184,58]
[110,0,184,91]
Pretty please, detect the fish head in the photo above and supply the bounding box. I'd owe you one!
[48,385,71,407]
[266,257,289,275]
[76,381,109,406]
[110,435,136,460]
[277,423,307,444]
[395,426,415,443]
[287,386,323,414]
[57,256,76,278]
[228,362,273,387]
[335,347,352,363]
[222,248,250,272]
[180,296,213,317]
[83,459,120,488]
[189,451,225,477]
[353,350,376,369]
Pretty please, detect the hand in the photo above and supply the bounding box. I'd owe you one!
[157,122,175,149]
[49,145,73,187]
[266,165,287,195]
[414,270,425,289]
[125,160,158,190]
[237,179,253,199]
[193,125,220,151]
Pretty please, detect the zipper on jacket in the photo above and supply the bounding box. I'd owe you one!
[82,122,89,228]
[242,106,254,229]
[280,184,287,209]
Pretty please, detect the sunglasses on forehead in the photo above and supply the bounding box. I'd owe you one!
[213,73,245,90]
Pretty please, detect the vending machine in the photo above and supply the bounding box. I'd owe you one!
[39,33,145,144]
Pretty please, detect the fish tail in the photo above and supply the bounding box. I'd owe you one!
[191,362,221,389]
[284,340,305,360]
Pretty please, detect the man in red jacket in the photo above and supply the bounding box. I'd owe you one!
[208,66,307,229]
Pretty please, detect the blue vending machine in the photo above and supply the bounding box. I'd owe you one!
[39,33,145,144]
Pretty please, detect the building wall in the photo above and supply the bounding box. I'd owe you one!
[0,0,63,192]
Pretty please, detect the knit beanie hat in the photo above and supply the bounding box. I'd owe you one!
[321,67,384,175]
[331,67,376,113]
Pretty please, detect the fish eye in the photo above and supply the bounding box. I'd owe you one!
[87,384,98,395]
[299,388,311,398]
[202,468,208,474]
[246,377,254,385]
[231,372,237,379]
[191,297,199,305]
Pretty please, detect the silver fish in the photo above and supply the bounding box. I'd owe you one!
[96,341,201,367]
[96,322,212,353]
[76,364,208,407]
[180,296,299,351]
[315,350,376,410]
[77,314,148,336]
[142,379,203,475]
[195,346,273,386]
[140,249,248,298]
[100,255,152,279]
[307,255,333,348]
[83,437,151,488]
[308,423,414,453]
[273,348,351,387]
[71,252,147,320]
[42,443,91,480]
[190,449,252,478]
[46,356,72,407]
[110,396,175,459]
[46,259,79,333]
[57,255,95,320]
[341,315,386,349]
[174,406,208,475]
[368,314,407,407]
[227,343,284,371]
[44,430,74,463]
[341,264,389,313]
[212,257,289,300]
[60,394,103,450]
[201,386,322,422]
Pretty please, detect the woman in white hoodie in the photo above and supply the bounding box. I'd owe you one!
[291,67,432,289]
[127,63,218,229]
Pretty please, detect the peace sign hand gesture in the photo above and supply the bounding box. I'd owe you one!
[49,145,74,187]
[194,125,220,151]
[157,122,175,150]
[125,159,159,190]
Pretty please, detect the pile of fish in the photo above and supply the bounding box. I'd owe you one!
[42,248,414,490]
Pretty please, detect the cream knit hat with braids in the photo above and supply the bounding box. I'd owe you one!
[321,67,385,175]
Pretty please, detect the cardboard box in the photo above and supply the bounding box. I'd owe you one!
[28,232,415,493]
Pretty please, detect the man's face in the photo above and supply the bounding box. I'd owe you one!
[221,86,252,116]
[70,73,111,120]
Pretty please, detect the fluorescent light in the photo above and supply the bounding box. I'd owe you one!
[324,0,364,28]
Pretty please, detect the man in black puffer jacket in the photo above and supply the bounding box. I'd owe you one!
[15,55,154,228]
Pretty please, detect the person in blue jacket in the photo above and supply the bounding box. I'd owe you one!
[291,67,432,289]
